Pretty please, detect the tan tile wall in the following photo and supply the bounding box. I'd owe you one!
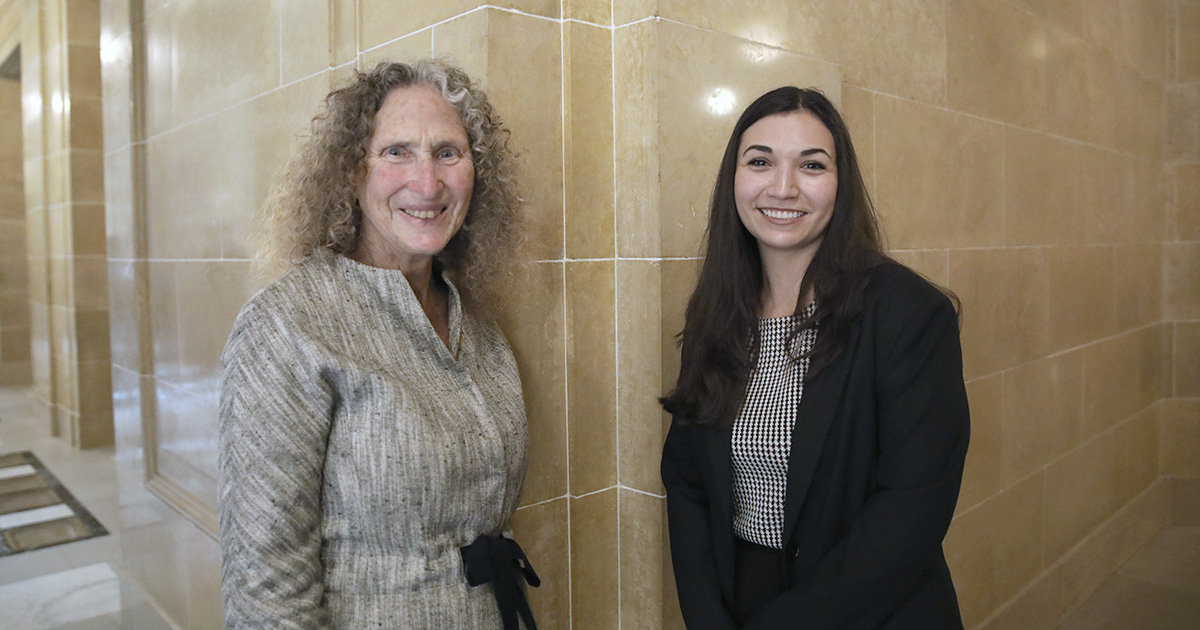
[0,75,32,386]
[11,0,112,447]
[1164,0,1200,535]
[96,0,1196,629]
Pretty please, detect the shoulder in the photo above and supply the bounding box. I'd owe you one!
[223,256,339,360]
[861,261,955,320]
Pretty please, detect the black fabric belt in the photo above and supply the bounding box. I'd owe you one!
[460,533,540,630]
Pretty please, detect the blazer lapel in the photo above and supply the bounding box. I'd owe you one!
[781,330,857,544]
[705,424,736,602]
[706,425,734,528]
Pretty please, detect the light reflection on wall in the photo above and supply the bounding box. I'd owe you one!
[706,87,737,116]
[50,92,67,114]
[744,42,781,64]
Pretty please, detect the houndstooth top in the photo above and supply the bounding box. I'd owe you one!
[218,250,528,629]
[732,305,818,549]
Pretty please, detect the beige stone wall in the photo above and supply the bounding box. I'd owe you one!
[14,0,111,448]
[1163,1,1200,531]
[96,0,1197,628]
[0,74,31,386]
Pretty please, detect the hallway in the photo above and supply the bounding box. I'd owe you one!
[0,388,171,629]
[0,0,1198,627]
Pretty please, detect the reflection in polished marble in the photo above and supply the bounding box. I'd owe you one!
[0,389,173,629]
[0,563,120,630]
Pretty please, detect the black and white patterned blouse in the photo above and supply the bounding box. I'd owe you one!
[732,304,818,548]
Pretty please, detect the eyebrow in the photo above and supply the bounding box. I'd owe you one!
[742,144,832,158]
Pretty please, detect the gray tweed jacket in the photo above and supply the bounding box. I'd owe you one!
[218,251,528,629]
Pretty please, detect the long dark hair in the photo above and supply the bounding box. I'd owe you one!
[659,87,890,427]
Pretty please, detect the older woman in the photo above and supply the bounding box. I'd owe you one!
[218,60,536,629]
[660,87,969,629]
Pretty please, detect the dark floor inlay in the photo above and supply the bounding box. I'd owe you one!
[0,450,108,556]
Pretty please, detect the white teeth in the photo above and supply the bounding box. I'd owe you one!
[761,208,805,219]
[402,207,444,219]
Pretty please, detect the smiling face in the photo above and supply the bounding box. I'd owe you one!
[353,85,474,274]
[733,110,838,268]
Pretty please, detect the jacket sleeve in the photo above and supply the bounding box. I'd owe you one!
[218,304,335,630]
[662,421,739,630]
[744,290,970,630]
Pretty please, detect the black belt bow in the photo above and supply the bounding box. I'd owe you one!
[460,534,540,630]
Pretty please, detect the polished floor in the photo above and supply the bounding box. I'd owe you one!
[0,385,1197,629]
[0,388,173,630]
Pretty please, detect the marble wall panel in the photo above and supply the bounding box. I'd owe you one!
[357,0,557,52]
[947,0,1047,129]
[1175,322,1200,398]
[570,488,618,629]
[613,20,659,257]
[1082,332,1144,438]
[958,374,1002,514]
[168,0,281,128]
[1003,127,1085,247]
[1046,30,1117,147]
[617,260,664,493]
[1045,246,1116,351]
[172,261,252,398]
[279,0,331,84]
[948,248,1050,379]
[566,260,616,495]
[1180,3,1200,82]
[875,95,1005,250]
[1176,164,1200,241]
[1112,242,1164,331]
[511,498,570,629]
[654,19,840,259]
[1002,351,1084,487]
[1162,400,1200,475]
[1166,241,1200,319]
[944,473,1045,628]
[564,21,614,259]
[495,261,567,506]
[620,489,664,627]
[564,0,611,25]
[1165,84,1200,163]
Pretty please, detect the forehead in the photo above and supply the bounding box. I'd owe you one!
[371,84,467,143]
[739,110,835,154]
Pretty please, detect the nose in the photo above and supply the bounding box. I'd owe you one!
[770,167,798,198]
[409,157,443,197]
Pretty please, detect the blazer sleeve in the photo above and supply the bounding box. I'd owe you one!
[218,304,335,630]
[744,288,970,630]
[661,422,738,630]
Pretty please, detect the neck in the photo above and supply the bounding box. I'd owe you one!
[347,242,449,347]
[759,247,816,318]
[348,238,435,290]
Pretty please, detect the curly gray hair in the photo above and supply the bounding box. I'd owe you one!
[258,59,522,306]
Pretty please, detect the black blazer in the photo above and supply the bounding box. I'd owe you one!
[662,263,970,630]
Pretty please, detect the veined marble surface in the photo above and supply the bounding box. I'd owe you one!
[0,563,120,630]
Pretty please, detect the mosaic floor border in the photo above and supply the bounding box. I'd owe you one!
[0,450,108,556]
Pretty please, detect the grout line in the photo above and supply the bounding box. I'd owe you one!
[573,485,618,499]
[558,6,574,625]
[514,493,569,511]
[619,484,665,499]
[140,60,346,144]
[610,1,622,622]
